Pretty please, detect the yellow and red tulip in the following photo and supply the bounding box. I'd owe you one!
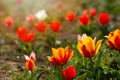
[106,29,120,50]
[47,47,73,66]
[77,34,102,58]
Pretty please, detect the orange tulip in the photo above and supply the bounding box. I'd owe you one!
[50,21,62,32]
[77,34,102,57]
[106,29,120,50]
[16,26,35,42]
[78,14,90,26]
[65,12,76,22]
[26,59,35,71]
[47,47,73,66]
[34,21,47,33]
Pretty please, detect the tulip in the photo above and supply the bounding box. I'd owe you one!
[65,12,76,22]
[106,29,120,50]
[24,52,36,71]
[4,17,14,27]
[16,0,23,4]
[62,66,76,80]
[89,9,96,17]
[34,21,47,33]
[77,34,102,57]
[26,59,35,71]
[78,14,90,26]
[16,26,35,42]
[47,47,73,66]
[26,14,35,22]
[35,9,47,20]
[99,12,110,25]
[50,21,62,32]
[57,1,63,8]
[82,10,88,15]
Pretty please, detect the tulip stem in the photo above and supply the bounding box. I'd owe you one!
[89,57,94,70]
[30,71,33,80]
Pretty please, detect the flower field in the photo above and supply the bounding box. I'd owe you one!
[0,0,120,80]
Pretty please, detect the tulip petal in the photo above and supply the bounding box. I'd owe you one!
[82,45,91,57]
[83,36,95,54]
[24,55,30,60]
[52,48,58,58]
[114,36,120,50]
[95,40,103,54]
[26,59,35,71]
[30,52,36,61]
[77,41,84,56]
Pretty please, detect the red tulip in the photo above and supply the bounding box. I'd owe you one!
[16,0,23,4]
[34,21,47,33]
[62,66,76,80]
[16,26,35,42]
[83,10,88,15]
[50,21,62,32]
[99,12,110,25]
[78,14,90,26]
[57,1,63,8]
[4,17,14,27]
[26,14,35,22]
[65,12,76,22]
[89,9,96,17]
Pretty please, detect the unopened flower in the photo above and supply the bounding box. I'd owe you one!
[34,21,47,33]
[65,12,76,22]
[78,14,90,26]
[4,17,14,27]
[50,21,62,32]
[99,12,110,25]
[106,29,120,50]
[35,9,47,20]
[62,66,76,80]
[47,47,73,66]
[77,34,102,57]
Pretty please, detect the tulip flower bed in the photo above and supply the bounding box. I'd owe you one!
[1,0,120,80]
